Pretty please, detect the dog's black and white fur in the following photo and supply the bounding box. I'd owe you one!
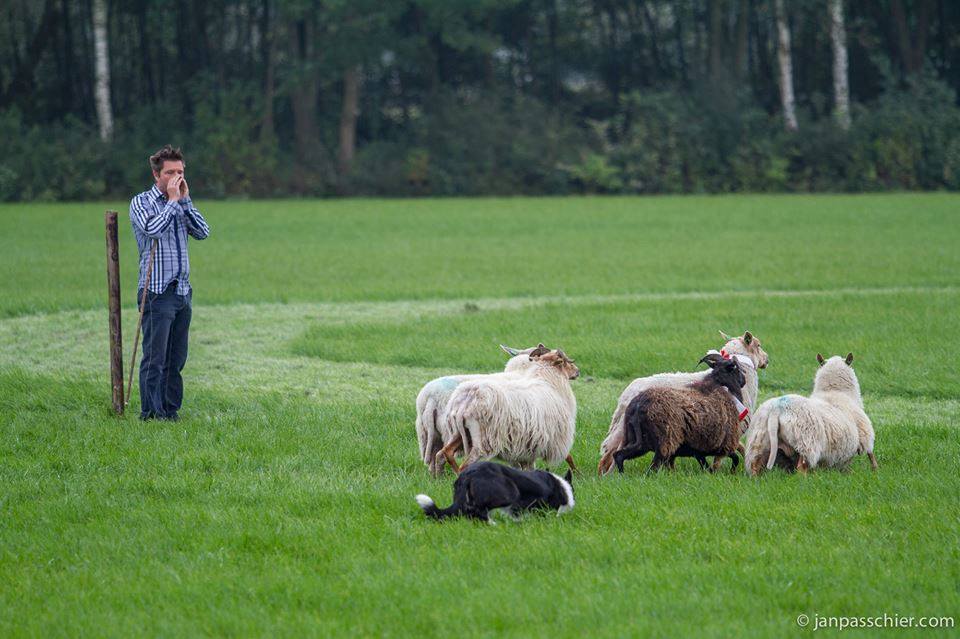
[416,462,574,523]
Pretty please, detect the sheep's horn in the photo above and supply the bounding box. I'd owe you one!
[719,330,734,341]
[500,344,520,356]
[699,353,724,368]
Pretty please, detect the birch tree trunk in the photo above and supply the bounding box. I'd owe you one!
[92,0,113,141]
[774,0,798,132]
[828,0,850,130]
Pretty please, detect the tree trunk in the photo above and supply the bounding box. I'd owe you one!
[891,0,933,75]
[912,0,932,73]
[137,0,155,103]
[92,0,113,141]
[708,0,725,79]
[828,0,850,130]
[259,0,275,144]
[289,18,322,165]
[733,0,749,80]
[676,3,689,85]
[548,0,560,104]
[642,1,665,80]
[0,0,60,109]
[774,0,798,131]
[337,65,361,181]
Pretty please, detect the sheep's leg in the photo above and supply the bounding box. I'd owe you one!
[710,456,725,473]
[728,452,740,474]
[599,424,627,476]
[796,455,810,474]
[426,428,444,476]
[867,451,878,470]
[648,452,669,473]
[597,451,615,476]
[436,435,463,475]
[564,454,579,475]
[695,455,709,471]
[613,444,647,473]
[458,448,481,475]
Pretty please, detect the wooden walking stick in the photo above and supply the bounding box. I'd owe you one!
[125,238,158,407]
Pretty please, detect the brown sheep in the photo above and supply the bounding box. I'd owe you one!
[613,355,748,473]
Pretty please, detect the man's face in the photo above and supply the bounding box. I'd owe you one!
[154,160,184,193]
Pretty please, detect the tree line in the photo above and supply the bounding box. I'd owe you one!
[1,0,958,200]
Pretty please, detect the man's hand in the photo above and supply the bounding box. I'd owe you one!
[166,175,182,201]
[178,177,189,200]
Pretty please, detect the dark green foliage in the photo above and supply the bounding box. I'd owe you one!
[2,1,960,199]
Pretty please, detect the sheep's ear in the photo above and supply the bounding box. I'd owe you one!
[817,353,825,366]
[564,470,573,484]
[845,352,854,366]
[500,344,520,356]
[743,331,753,345]
[529,343,549,358]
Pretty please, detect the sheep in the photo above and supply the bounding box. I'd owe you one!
[416,343,549,476]
[598,330,769,475]
[438,348,580,475]
[613,355,749,473]
[744,353,878,475]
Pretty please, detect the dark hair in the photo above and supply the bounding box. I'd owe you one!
[149,145,185,174]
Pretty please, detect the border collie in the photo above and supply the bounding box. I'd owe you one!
[415,462,574,523]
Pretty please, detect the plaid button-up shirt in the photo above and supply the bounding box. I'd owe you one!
[129,184,210,296]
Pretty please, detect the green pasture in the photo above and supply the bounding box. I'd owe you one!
[0,194,957,637]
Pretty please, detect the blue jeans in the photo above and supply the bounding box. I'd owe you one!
[138,282,192,419]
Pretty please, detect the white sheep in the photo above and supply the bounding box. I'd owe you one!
[416,343,548,476]
[744,353,878,475]
[440,349,580,474]
[597,330,769,475]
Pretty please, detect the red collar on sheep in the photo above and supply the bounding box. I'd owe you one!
[727,391,749,421]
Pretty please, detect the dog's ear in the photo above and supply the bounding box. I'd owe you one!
[564,469,573,485]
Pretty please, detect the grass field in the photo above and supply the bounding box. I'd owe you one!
[1,194,958,637]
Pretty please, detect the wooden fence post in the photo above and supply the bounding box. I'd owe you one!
[105,210,124,415]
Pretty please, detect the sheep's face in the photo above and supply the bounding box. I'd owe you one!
[814,353,861,396]
[537,349,580,380]
[720,330,769,369]
[709,358,747,400]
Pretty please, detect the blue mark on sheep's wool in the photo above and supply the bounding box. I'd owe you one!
[433,377,459,391]
[777,396,791,408]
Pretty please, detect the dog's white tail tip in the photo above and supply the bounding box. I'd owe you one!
[415,494,434,509]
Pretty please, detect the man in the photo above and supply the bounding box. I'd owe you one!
[130,145,210,420]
